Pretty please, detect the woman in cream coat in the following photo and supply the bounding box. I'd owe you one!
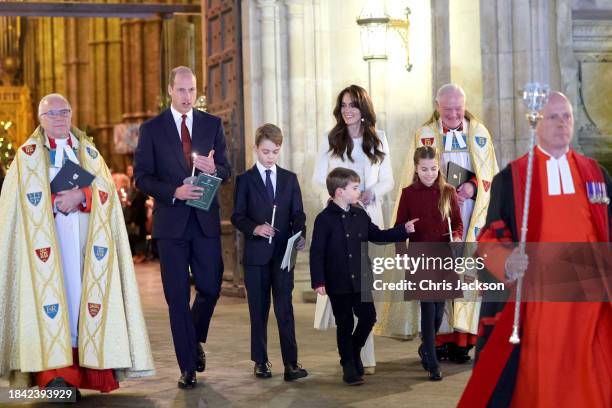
[312,84,394,374]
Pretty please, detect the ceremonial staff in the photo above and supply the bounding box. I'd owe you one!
[509,83,549,344]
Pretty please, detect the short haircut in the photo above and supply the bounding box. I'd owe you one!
[38,93,71,117]
[326,167,360,197]
[255,123,283,146]
[435,83,466,103]
[169,66,196,87]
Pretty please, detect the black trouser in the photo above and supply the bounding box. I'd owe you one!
[244,259,297,365]
[420,301,445,372]
[157,211,223,373]
[328,292,376,365]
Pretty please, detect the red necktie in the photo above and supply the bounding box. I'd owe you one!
[181,114,192,168]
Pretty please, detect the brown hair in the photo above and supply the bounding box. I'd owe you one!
[255,123,283,146]
[328,85,385,164]
[169,66,196,87]
[412,146,454,219]
[326,167,360,198]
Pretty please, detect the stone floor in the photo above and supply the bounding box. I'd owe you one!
[2,261,471,407]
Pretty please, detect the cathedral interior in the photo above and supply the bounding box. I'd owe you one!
[0,1,611,406]
[1,0,610,292]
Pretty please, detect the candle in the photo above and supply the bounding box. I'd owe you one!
[191,153,197,177]
[447,217,453,242]
[269,205,277,244]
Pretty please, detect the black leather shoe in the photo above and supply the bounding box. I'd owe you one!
[254,362,272,378]
[284,363,308,381]
[429,371,443,381]
[45,377,68,388]
[448,344,472,364]
[341,361,364,386]
[196,343,206,372]
[178,371,197,389]
[436,344,449,361]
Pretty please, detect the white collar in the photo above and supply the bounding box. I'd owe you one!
[439,118,468,133]
[170,105,193,123]
[440,118,468,150]
[537,145,575,195]
[536,145,569,159]
[49,132,79,168]
[256,161,277,176]
[45,132,79,148]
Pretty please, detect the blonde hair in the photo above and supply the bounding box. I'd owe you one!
[255,123,283,146]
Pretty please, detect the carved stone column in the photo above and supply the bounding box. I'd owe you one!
[285,0,305,171]
[479,0,562,166]
[36,18,66,103]
[89,18,123,169]
[121,18,162,122]
[258,0,281,124]
[64,18,93,128]
[431,0,451,98]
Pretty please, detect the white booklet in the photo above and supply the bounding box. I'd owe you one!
[281,230,302,271]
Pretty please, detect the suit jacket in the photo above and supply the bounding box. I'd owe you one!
[134,108,231,239]
[231,165,306,266]
[309,201,408,295]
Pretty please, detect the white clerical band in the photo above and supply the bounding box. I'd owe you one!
[444,130,467,151]
[546,154,575,195]
[54,138,79,168]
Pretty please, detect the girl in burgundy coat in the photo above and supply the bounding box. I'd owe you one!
[395,146,463,381]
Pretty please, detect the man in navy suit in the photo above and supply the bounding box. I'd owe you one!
[231,124,308,381]
[134,66,231,389]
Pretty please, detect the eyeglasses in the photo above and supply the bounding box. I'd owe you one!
[41,109,71,118]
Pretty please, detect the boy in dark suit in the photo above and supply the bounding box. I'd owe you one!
[309,167,414,385]
[231,123,308,381]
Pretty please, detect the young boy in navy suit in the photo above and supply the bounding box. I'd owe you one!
[231,123,308,381]
[309,167,414,385]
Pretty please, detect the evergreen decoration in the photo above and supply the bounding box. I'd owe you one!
[0,121,16,171]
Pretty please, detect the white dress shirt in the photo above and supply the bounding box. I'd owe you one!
[256,161,277,194]
[170,105,193,141]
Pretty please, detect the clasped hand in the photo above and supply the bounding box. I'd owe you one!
[360,189,374,206]
[174,184,204,200]
[56,188,85,214]
[457,182,475,206]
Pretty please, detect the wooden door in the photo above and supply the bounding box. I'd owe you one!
[203,0,245,296]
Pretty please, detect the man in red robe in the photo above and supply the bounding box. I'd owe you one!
[459,92,612,407]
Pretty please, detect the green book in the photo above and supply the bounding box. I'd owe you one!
[186,173,222,211]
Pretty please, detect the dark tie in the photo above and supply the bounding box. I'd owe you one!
[181,114,192,168]
[265,169,274,202]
